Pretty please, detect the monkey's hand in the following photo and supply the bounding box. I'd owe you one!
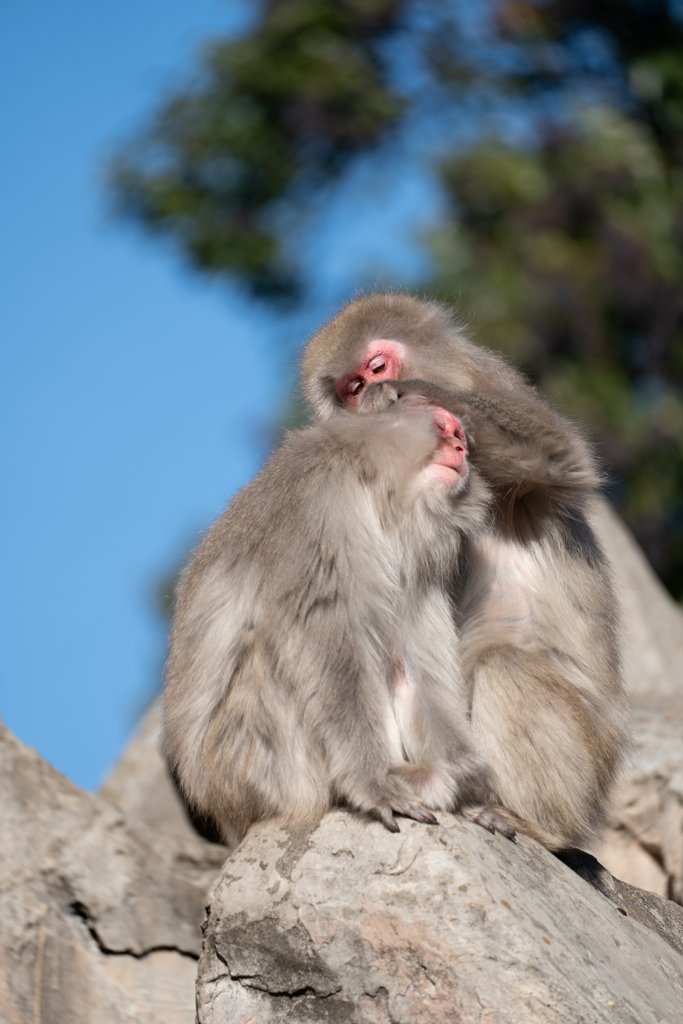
[359,380,472,435]
[466,805,517,840]
[360,379,449,414]
[357,380,400,414]
[357,769,440,833]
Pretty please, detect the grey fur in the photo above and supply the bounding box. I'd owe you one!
[301,292,631,851]
[164,399,507,846]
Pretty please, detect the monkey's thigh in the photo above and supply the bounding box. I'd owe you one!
[470,644,607,844]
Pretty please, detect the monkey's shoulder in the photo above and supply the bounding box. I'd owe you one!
[184,428,375,576]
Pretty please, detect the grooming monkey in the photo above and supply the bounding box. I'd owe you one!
[302,292,631,851]
[165,396,515,846]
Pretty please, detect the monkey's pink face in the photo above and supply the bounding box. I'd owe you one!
[335,338,468,490]
[423,405,469,490]
[335,339,405,405]
[397,395,468,491]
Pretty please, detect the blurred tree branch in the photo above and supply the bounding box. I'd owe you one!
[108,0,407,298]
[108,0,683,597]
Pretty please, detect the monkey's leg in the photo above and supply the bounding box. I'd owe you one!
[323,697,442,832]
[390,761,516,840]
[469,644,620,850]
[315,653,445,832]
[200,645,330,842]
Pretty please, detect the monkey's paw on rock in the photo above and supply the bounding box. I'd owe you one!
[198,810,683,1024]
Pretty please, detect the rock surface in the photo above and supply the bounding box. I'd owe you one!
[198,811,683,1024]
[0,717,225,1024]
[597,704,683,904]
[100,702,215,847]
[590,497,683,702]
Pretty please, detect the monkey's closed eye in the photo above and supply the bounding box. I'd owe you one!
[370,358,387,374]
[348,379,364,395]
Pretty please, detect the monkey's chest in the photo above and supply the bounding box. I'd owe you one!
[472,535,540,645]
[392,656,415,699]
[389,655,419,760]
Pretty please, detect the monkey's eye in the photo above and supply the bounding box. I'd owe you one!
[348,379,364,395]
[369,357,386,374]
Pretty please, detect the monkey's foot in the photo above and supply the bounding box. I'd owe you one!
[374,802,439,833]
[470,805,516,840]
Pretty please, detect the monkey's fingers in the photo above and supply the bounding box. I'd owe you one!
[375,805,401,832]
[374,801,438,831]
[358,381,400,412]
[402,805,439,826]
[384,776,441,826]
[471,806,516,840]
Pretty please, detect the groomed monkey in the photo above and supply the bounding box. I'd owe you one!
[302,292,631,851]
[165,396,514,846]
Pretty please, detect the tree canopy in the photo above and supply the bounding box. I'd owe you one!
[109,0,683,598]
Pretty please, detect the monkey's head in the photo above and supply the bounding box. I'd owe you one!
[301,292,517,420]
[335,397,490,569]
[388,395,471,498]
[326,396,470,504]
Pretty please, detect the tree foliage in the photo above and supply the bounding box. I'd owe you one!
[431,109,683,590]
[109,0,683,597]
[109,0,405,297]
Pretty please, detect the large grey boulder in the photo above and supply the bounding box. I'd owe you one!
[198,810,683,1024]
[597,704,683,903]
[588,500,683,904]
[590,497,683,702]
[0,717,225,1024]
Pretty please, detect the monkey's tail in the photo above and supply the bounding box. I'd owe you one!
[487,805,570,853]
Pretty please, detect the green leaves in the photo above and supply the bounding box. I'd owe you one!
[430,107,683,592]
[108,0,405,297]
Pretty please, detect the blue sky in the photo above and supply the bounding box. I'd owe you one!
[0,0,440,790]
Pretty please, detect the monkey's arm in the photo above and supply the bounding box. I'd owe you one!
[312,643,440,832]
[362,379,600,506]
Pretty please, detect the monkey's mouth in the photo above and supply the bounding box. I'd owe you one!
[433,439,469,482]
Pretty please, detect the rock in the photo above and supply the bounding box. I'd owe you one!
[198,810,683,1024]
[0,717,226,1024]
[590,497,683,703]
[100,701,223,848]
[558,849,683,957]
[597,704,683,904]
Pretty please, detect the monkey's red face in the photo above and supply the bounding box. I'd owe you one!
[424,405,469,490]
[335,339,405,405]
[397,394,468,491]
[335,338,467,489]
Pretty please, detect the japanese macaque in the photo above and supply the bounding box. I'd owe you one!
[302,292,631,851]
[165,396,515,847]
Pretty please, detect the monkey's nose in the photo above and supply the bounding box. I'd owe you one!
[430,407,467,448]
